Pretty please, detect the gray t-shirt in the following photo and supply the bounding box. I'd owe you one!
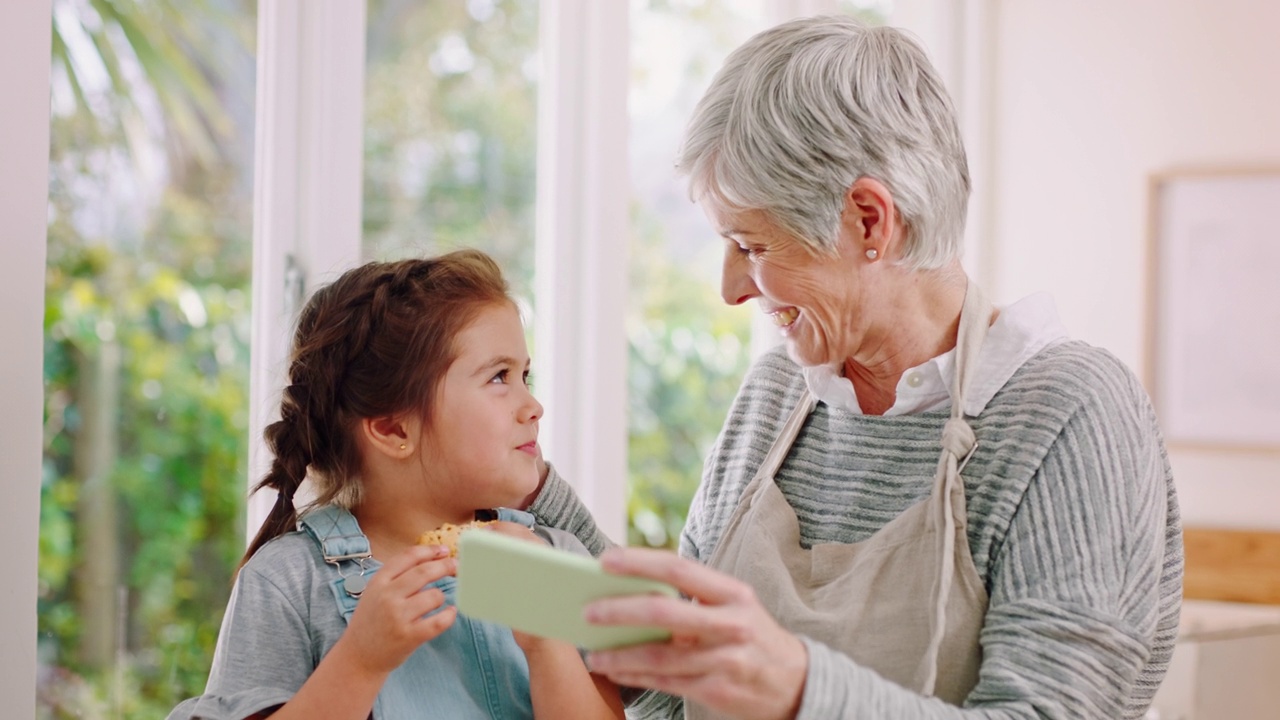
[169,513,587,720]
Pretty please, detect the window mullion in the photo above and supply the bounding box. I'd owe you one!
[535,0,630,543]
[248,0,366,540]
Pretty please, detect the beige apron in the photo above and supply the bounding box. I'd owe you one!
[686,282,994,719]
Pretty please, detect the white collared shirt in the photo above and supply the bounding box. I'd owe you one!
[801,293,1070,417]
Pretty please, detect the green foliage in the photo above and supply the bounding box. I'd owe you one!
[40,241,251,718]
[362,0,540,299]
[625,213,751,549]
[41,0,253,716]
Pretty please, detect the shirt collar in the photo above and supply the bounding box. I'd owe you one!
[801,292,1069,417]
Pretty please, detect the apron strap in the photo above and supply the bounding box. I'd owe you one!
[919,280,992,695]
[754,391,819,484]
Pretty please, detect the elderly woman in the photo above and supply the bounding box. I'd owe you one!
[528,15,1181,720]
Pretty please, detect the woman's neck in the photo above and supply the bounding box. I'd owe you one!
[844,267,969,415]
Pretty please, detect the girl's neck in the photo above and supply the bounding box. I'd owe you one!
[352,497,474,561]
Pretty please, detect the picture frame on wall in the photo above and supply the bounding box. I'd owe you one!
[1145,167,1280,452]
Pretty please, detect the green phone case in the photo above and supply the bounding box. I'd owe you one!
[455,530,678,651]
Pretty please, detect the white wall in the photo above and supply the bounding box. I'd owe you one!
[987,1,1280,529]
[0,0,51,712]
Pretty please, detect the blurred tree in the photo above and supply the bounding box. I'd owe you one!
[625,210,752,548]
[362,0,540,302]
[41,0,254,716]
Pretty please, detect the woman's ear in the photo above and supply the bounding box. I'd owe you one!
[360,414,420,459]
[841,176,898,259]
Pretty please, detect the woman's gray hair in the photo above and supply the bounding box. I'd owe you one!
[677,15,970,270]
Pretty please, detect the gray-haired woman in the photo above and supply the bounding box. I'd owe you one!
[529,15,1181,720]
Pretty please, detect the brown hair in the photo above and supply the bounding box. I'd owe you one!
[241,249,514,567]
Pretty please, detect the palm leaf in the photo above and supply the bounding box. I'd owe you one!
[50,0,238,164]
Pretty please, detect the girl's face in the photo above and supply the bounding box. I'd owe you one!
[418,302,543,513]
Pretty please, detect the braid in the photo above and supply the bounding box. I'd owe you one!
[239,382,316,568]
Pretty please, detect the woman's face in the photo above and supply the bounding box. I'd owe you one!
[709,204,873,369]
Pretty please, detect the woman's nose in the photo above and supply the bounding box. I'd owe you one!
[721,248,759,305]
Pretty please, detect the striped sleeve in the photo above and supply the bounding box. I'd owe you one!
[527,463,617,557]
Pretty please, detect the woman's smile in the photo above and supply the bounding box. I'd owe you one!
[770,307,800,328]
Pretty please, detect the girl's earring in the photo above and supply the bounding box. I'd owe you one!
[399,443,407,450]
[865,248,878,261]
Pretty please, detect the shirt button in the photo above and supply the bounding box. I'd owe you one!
[906,372,924,388]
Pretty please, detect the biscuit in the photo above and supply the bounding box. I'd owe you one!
[416,520,495,557]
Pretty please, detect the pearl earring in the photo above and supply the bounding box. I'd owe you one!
[865,248,878,260]
[399,443,407,450]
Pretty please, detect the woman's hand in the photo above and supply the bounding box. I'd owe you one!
[583,548,808,720]
[334,544,459,679]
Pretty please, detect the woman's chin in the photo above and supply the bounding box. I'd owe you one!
[783,338,830,369]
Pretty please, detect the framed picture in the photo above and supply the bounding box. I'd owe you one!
[1145,167,1280,451]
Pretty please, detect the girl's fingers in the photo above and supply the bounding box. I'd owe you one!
[409,603,457,641]
[379,544,451,583]
[375,554,456,599]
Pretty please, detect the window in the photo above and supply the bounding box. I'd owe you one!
[362,0,540,304]
[39,0,256,714]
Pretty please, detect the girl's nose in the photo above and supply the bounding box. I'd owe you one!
[520,390,543,424]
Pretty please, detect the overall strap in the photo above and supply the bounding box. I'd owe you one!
[480,507,537,528]
[300,505,374,604]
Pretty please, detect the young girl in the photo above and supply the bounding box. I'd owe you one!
[169,250,623,720]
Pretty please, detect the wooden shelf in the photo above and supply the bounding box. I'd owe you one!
[1183,528,1280,606]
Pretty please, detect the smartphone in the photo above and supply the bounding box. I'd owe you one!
[456,529,679,651]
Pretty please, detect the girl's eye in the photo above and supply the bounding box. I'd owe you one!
[522,371,534,389]
[489,369,510,384]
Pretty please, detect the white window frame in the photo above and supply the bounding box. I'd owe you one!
[2,0,52,710]
[532,0,630,543]
[246,0,367,534]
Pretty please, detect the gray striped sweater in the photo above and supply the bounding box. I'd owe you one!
[530,340,1182,719]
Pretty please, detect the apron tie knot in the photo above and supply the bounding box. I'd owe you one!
[941,417,975,460]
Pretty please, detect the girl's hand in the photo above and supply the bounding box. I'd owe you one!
[583,548,808,720]
[336,544,459,678]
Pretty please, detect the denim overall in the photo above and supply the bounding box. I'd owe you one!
[300,506,536,720]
